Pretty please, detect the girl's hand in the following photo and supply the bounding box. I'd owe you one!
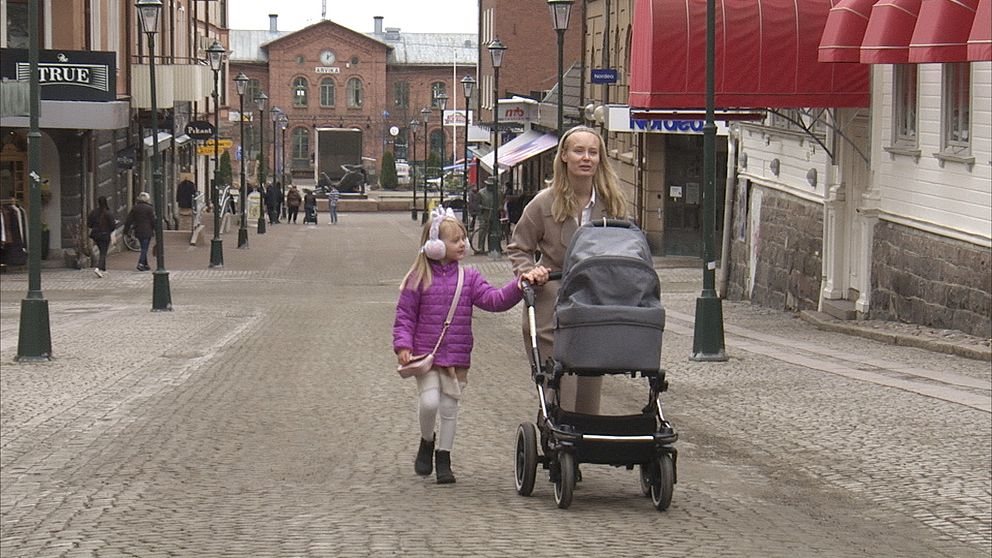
[397,349,412,365]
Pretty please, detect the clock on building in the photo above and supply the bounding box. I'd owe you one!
[319,50,336,66]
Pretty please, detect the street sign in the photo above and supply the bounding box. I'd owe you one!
[185,120,214,140]
[591,68,618,84]
[200,138,234,149]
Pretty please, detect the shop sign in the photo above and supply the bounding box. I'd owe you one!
[1,48,115,102]
[185,120,215,140]
[116,147,136,171]
[442,110,472,127]
[605,105,728,136]
[499,100,535,123]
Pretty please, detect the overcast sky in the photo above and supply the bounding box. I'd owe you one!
[227,0,478,34]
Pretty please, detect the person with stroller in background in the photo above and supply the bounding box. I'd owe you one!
[303,189,317,224]
[123,192,156,272]
[87,196,118,278]
[285,185,302,224]
[507,126,628,415]
[393,208,542,484]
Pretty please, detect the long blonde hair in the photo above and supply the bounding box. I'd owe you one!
[400,216,468,291]
[549,126,627,223]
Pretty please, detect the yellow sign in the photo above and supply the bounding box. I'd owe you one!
[201,138,234,149]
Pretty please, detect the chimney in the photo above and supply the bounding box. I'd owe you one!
[269,14,278,33]
[374,16,384,35]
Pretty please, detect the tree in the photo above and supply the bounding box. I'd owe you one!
[219,151,233,186]
[381,150,398,190]
[427,150,442,179]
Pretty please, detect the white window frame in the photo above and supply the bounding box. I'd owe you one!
[347,78,364,108]
[319,78,335,108]
[941,62,971,156]
[292,77,309,108]
[892,64,918,147]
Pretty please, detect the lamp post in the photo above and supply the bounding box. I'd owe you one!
[434,92,448,205]
[690,0,728,361]
[460,75,476,226]
[255,92,268,234]
[548,0,573,136]
[16,0,53,358]
[488,38,507,257]
[420,106,431,224]
[270,107,281,223]
[409,118,420,221]
[207,39,226,268]
[279,114,288,188]
[234,72,249,249]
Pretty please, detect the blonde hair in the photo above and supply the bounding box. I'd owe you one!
[400,216,468,291]
[549,126,627,223]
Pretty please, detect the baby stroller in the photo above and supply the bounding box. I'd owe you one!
[303,203,318,224]
[516,219,677,510]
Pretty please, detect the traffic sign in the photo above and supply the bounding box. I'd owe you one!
[200,138,234,149]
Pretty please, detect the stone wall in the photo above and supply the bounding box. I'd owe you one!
[871,221,992,338]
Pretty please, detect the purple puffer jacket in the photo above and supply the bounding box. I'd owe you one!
[393,261,522,369]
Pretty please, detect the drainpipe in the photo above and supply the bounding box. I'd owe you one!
[717,127,738,298]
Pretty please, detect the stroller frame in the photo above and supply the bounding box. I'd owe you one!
[514,221,678,511]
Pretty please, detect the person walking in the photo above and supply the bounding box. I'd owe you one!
[266,183,281,224]
[467,184,480,231]
[86,196,118,278]
[123,192,156,272]
[327,185,340,224]
[507,126,628,415]
[393,207,540,484]
[285,185,302,223]
[303,189,317,224]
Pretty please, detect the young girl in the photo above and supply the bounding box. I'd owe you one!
[393,207,539,484]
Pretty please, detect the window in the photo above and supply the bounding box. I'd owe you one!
[942,63,970,153]
[893,64,918,145]
[246,79,261,110]
[394,82,410,109]
[292,77,309,108]
[5,1,30,48]
[431,81,447,107]
[291,127,310,168]
[320,78,336,107]
[430,129,446,165]
[347,78,364,108]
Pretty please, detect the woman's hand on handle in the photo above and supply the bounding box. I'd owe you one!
[397,349,412,365]
[523,266,551,286]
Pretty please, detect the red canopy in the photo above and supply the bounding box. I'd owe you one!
[861,0,922,63]
[968,0,992,60]
[908,0,980,62]
[628,0,869,110]
[819,0,880,62]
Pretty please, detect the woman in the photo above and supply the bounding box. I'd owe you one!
[87,196,118,278]
[507,126,628,414]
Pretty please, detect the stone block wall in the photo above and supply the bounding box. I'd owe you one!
[871,221,992,338]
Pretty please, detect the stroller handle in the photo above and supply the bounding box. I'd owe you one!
[590,218,634,229]
[520,271,562,306]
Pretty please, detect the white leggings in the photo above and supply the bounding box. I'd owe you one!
[416,371,466,452]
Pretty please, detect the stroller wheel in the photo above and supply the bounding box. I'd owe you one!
[514,422,538,496]
[638,464,652,497]
[553,452,576,510]
[649,453,674,511]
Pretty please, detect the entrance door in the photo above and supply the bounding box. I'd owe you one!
[662,135,727,257]
[843,113,870,300]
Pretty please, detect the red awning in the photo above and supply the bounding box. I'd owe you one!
[819,0,880,62]
[628,0,869,110]
[968,0,992,60]
[908,0,980,62]
[861,0,922,63]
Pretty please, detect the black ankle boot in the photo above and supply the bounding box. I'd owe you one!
[414,436,434,476]
[435,450,456,484]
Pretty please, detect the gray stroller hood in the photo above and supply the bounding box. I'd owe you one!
[553,219,665,373]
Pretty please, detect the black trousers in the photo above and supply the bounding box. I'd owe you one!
[287,206,299,222]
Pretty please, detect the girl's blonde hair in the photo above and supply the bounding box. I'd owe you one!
[400,216,468,291]
[549,126,627,223]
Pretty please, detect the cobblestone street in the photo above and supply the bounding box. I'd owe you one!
[2,213,990,557]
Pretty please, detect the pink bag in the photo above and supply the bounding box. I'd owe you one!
[395,268,463,379]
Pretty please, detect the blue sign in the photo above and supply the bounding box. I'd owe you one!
[590,68,618,84]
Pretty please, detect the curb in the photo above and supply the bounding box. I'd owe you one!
[798,310,992,362]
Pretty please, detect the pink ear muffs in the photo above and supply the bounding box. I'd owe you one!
[421,207,455,260]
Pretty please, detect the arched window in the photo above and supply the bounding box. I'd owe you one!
[319,78,336,107]
[292,77,309,107]
[347,78,364,108]
[431,81,446,108]
[291,127,310,169]
[429,129,446,165]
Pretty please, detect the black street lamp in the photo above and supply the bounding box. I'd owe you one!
[255,92,268,234]
[460,75,476,226]
[16,0,53,358]
[234,71,249,249]
[270,107,281,222]
[487,38,507,257]
[278,114,289,188]
[140,0,172,309]
[548,0,573,136]
[420,106,431,224]
[434,92,448,205]
[207,39,226,268]
[409,118,420,221]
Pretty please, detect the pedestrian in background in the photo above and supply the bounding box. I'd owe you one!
[327,185,340,224]
[123,192,156,272]
[467,184,480,231]
[507,126,628,415]
[303,189,317,224]
[87,196,118,278]
[393,207,540,484]
[266,183,281,224]
[285,185,302,224]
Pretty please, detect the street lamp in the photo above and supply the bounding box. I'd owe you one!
[255,91,268,234]
[434,92,448,205]
[460,75,476,226]
[270,106,282,222]
[548,0,573,136]
[234,71,249,249]
[140,0,172,309]
[17,0,54,358]
[487,38,507,257]
[278,113,289,188]
[207,39,226,268]
[409,118,420,221]
[690,0,728,361]
[420,106,431,224]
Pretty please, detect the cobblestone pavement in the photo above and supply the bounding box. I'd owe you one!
[1,213,990,557]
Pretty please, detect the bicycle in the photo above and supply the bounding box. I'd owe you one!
[468,217,511,255]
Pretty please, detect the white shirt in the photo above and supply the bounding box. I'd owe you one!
[579,187,597,225]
